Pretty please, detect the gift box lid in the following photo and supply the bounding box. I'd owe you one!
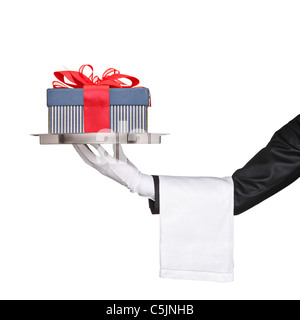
[47,88,150,107]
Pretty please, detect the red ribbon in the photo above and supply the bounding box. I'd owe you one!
[52,65,140,132]
[53,65,140,89]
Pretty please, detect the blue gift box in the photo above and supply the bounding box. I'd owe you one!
[47,88,150,134]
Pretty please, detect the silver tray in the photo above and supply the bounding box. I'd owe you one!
[32,133,167,145]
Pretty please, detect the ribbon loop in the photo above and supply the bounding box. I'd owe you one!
[53,65,140,89]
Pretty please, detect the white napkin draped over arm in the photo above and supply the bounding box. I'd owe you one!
[159,176,234,282]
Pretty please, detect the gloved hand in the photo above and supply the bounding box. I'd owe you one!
[73,144,155,200]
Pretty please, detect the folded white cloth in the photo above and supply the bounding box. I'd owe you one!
[159,176,234,282]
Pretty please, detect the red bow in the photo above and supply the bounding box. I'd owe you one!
[53,64,140,89]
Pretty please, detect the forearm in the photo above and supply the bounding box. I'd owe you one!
[149,115,300,216]
[75,116,300,216]
[232,114,300,215]
[136,173,155,200]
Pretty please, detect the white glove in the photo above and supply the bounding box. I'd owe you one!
[73,144,155,200]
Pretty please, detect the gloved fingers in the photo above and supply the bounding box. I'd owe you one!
[113,144,126,161]
[89,143,100,150]
[90,144,113,159]
[73,144,100,166]
[89,144,129,185]
[73,144,92,166]
[74,144,130,187]
[113,144,138,169]
[90,143,103,155]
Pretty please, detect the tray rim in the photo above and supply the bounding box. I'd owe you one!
[31,132,169,145]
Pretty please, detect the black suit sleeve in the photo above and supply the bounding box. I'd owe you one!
[149,115,300,216]
[233,114,300,215]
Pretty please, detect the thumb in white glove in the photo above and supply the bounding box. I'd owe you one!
[73,144,155,200]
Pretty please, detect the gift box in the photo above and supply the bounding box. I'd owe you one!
[47,65,151,134]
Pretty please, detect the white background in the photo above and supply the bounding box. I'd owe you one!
[1,0,300,300]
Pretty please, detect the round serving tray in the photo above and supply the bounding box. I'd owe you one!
[32,133,168,145]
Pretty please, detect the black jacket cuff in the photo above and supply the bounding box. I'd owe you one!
[149,175,160,214]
